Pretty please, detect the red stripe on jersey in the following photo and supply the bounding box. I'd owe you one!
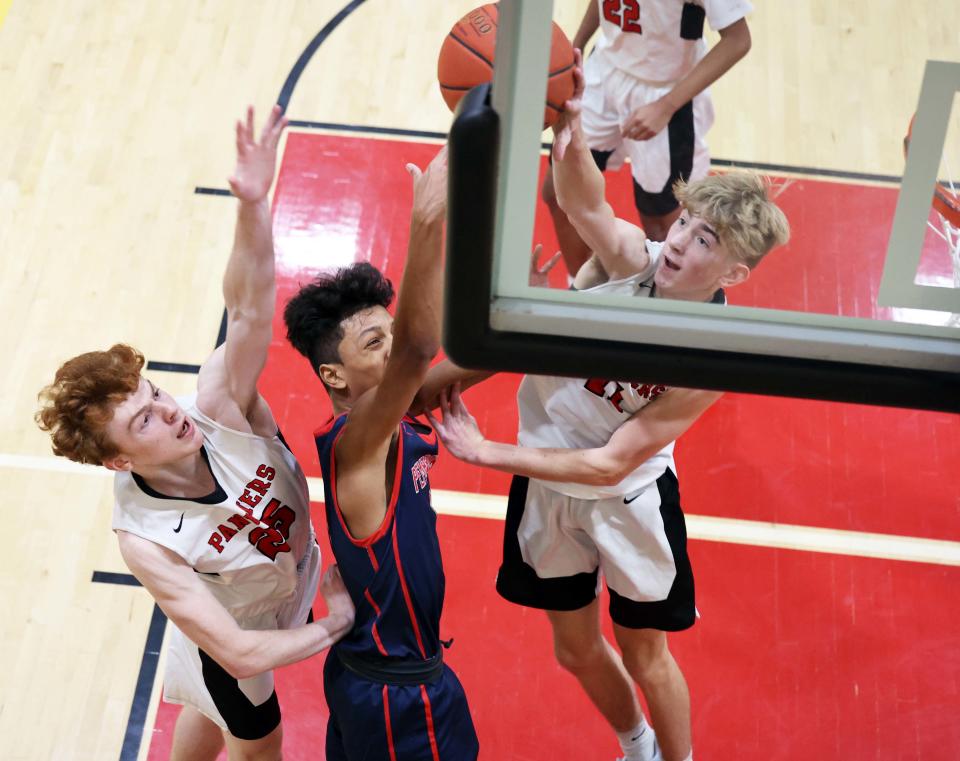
[420,684,441,761]
[327,424,404,548]
[314,412,346,438]
[365,589,389,657]
[393,522,427,659]
[403,414,438,446]
[382,686,398,761]
[366,546,379,571]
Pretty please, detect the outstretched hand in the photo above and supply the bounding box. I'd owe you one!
[552,48,586,162]
[529,244,562,288]
[407,143,449,225]
[228,104,288,203]
[425,382,485,464]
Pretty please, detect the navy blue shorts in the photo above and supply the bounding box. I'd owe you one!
[323,651,479,761]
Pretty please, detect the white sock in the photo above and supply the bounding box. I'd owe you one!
[616,718,657,761]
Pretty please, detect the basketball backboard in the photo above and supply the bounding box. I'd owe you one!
[444,0,960,413]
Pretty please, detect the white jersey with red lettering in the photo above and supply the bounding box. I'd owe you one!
[113,395,319,628]
[112,396,320,729]
[517,242,675,500]
[590,0,752,83]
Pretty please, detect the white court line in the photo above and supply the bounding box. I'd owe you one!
[4,453,958,567]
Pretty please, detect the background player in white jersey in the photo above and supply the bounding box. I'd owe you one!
[544,0,753,281]
[425,60,789,761]
[36,106,354,761]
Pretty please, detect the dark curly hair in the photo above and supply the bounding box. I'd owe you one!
[284,262,395,376]
[35,344,145,464]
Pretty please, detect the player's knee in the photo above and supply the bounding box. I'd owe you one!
[553,634,607,673]
[618,633,672,685]
[225,724,283,761]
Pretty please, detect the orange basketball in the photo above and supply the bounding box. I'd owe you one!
[437,3,575,128]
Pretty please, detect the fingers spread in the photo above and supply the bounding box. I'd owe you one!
[542,250,562,273]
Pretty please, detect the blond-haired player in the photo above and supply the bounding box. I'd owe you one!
[426,55,789,761]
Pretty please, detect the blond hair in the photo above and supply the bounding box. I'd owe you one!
[35,344,145,464]
[674,172,790,269]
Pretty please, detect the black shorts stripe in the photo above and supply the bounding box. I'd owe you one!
[632,99,696,217]
[495,476,598,611]
[608,468,696,631]
[197,649,281,741]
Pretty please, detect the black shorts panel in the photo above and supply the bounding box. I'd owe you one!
[198,649,281,741]
[495,475,599,611]
[547,145,615,173]
[608,468,696,631]
[632,100,696,217]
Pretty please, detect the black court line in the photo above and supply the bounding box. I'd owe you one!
[709,157,901,184]
[276,0,369,111]
[288,119,447,141]
[288,119,907,186]
[146,360,201,374]
[92,571,142,587]
[115,2,370,759]
[93,571,165,761]
[120,605,168,761]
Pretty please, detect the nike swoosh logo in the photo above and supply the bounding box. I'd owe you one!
[623,494,641,504]
[173,512,184,533]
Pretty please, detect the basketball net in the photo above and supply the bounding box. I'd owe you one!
[904,115,960,325]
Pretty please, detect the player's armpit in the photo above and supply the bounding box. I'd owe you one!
[602,387,722,478]
[196,345,275,436]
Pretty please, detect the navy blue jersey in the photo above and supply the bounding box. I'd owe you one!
[316,413,478,760]
[316,413,444,662]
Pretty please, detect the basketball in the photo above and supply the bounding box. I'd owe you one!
[437,3,575,128]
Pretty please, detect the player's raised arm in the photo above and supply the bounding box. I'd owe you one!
[429,382,720,487]
[552,51,648,279]
[336,146,448,459]
[198,105,287,426]
[117,532,354,679]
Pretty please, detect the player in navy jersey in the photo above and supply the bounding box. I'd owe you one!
[283,145,478,761]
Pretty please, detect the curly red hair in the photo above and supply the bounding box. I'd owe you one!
[35,344,145,464]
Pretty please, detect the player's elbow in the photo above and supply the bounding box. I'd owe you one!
[737,28,752,57]
[723,19,751,58]
[585,453,631,487]
[218,636,269,680]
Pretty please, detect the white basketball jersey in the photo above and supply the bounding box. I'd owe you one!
[112,396,318,630]
[591,0,752,83]
[518,242,675,500]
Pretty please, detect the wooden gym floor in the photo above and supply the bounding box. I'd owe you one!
[1,2,958,759]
